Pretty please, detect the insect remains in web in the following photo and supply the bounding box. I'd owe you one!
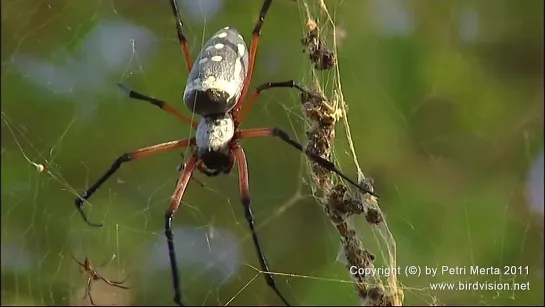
[301,18,337,70]
[328,183,383,225]
[70,253,130,306]
[300,88,340,187]
[301,87,382,223]
[73,0,378,305]
[297,15,397,302]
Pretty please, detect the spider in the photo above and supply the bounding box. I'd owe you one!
[74,1,378,305]
[70,253,130,306]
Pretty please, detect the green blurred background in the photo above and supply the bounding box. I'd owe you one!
[1,0,543,306]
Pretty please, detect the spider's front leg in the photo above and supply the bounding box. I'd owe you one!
[75,138,196,227]
[236,128,378,198]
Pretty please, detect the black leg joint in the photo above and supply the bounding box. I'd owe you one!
[164,210,174,239]
[256,80,308,94]
[253,0,273,36]
[105,153,132,180]
[241,197,253,222]
[271,127,378,198]
[117,83,166,109]
[169,0,188,44]
[74,153,132,227]
[272,128,305,152]
[275,127,336,169]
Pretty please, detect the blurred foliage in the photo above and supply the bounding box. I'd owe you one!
[1,0,543,306]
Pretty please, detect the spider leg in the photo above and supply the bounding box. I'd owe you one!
[231,143,290,306]
[168,0,192,72]
[236,128,378,197]
[68,253,86,269]
[165,154,200,306]
[100,274,130,289]
[75,138,196,227]
[232,0,273,116]
[235,80,307,126]
[117,83,198,129]
[83,276,95,305]
[177,158,206,187]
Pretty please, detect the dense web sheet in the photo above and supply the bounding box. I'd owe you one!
[2,0,544,306]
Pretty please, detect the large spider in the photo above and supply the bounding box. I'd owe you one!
[74,1,377,305]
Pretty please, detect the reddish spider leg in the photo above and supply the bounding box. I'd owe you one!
[164,155,199,306]
[75,138,196,227]
[235,128,378,197]
[121,0,273,129]
[231,0,272,120]
[235,80,307,126]
[164,146,293,306]
[231,77,377,197]
[69,253,129,306]
[231,143,290,305]
[115,0,200,130]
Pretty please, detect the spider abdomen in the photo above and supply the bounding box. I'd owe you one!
[195,114,235,155]
[184,27,249,116]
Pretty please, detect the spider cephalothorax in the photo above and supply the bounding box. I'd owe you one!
[74,1,377,306]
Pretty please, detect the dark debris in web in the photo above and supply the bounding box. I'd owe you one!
[299,16,397,306]
[301,19,337,71]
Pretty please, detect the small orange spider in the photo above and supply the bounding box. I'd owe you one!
[70,253,130,306]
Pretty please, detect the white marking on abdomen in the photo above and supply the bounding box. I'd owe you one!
[237,44,246,57]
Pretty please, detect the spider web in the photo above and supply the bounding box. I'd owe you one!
[1,0,544,306]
